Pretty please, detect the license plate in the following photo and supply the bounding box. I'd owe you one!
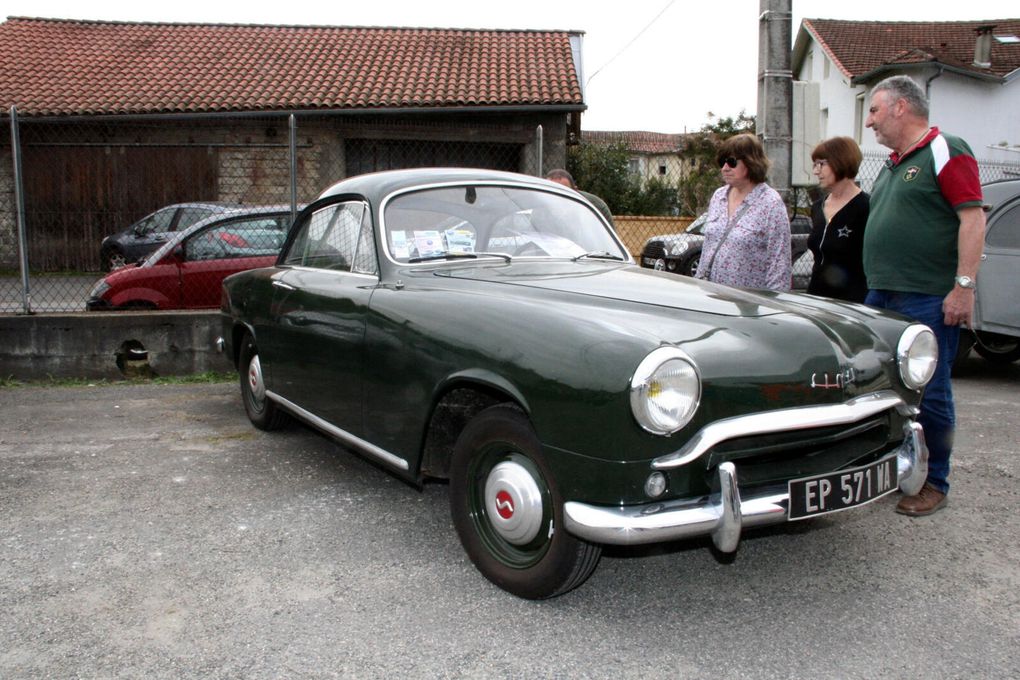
[788,455,898,520]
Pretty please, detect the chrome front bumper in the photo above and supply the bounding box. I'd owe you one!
[563,419,928,553]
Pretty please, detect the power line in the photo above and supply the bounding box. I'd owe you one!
[585,0,676,87]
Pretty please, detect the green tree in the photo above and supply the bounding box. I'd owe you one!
[567,142,679,216]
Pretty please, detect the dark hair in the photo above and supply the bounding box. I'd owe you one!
[811,136,863,181]
[717,133,769,184]
[545,168,576,188]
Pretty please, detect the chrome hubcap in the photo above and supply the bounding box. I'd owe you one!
[247,354,265,404]
[653,258,666,271]
[484,460,544,545]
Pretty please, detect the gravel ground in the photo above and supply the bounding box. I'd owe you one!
[1,355,1018,679]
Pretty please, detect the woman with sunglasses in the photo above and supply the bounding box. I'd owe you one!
[806,136,869,302]
[695,133,792,290]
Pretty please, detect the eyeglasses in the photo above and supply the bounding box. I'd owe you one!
[719,157,739,169]
[812,159,829,169]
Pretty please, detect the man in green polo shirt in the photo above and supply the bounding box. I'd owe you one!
[863,75,985,516]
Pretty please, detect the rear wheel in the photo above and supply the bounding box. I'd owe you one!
[239,334,287,430]
[450,404,601,599]
[973,331,1020,364]
[681,253,700,277]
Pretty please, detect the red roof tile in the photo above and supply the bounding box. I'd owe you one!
[583,130,686,154]
[0,17,584,117]
[802,18,1020,81]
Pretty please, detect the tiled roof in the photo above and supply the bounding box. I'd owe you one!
[0,17,584,117]
[583,130,685,154]
[802,18,1020,81]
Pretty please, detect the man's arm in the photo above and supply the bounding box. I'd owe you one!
[943,205,986,326]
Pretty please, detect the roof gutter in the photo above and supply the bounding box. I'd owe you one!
[1,103,587,124]
[850,62,1004,86]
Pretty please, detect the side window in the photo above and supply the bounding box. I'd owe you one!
[185,215,288,262]
[986,203,1020,250]
[176,207,215,230]
[136,207,177,235]
[283,202,372,272]
[352,209,379,275]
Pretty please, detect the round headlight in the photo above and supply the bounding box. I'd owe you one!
[897,324,938,390]
[630,347,701,435]
[89,280,111,300]
[670,242,690,257]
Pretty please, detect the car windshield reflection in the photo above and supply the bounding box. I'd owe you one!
[384,185,626,263]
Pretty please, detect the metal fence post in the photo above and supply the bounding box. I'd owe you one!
[9,105,32,314]
[289,114,298,223]
[534,125,543,177]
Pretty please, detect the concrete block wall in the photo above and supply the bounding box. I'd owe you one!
[0,311,233,380]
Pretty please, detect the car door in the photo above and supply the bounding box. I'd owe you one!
[976,199,1020,335]
[125,206,179,261]
[177,214,290,309]
[265,201,378,435]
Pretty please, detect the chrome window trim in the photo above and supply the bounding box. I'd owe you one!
[652,390,911,470]
[266,390,409,471]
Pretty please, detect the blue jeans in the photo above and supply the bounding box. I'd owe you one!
[865,290,958,494]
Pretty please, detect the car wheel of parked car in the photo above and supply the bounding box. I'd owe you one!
[450,404,601,599]
[973,331,1020,365]
[239,335,288,430]
[681,254,700,277]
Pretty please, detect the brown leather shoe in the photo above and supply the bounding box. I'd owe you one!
[896,482,947,516]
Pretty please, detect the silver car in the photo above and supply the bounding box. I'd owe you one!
[960,179,1020,365]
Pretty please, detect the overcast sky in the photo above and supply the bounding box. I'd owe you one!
[4,0,1018,132]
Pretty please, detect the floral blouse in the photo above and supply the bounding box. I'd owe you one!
[695,183,792,291]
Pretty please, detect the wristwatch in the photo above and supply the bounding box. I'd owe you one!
[955,275,976,290]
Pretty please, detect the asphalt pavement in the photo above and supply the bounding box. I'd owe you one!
[1,355,1018,679]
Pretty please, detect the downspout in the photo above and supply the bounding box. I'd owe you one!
[925,66,944,100]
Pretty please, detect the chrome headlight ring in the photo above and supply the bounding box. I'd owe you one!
[897,324,938,391]
[630,346,702,436]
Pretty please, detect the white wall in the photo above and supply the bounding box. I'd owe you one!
[796,36,1020,164]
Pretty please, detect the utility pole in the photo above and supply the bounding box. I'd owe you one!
[757,0,793,205]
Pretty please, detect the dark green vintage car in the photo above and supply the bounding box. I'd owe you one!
[220,168,936,599]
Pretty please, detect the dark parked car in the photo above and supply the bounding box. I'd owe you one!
[958,178,1020,365]
[88,206,293,311]
[100,201,241,271]
[640,212,812,285]
[221,168,934,599]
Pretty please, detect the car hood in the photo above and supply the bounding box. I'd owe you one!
[437,261,783,318]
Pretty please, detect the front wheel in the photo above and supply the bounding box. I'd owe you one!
[239,334,287,430]
[450,404,601,599]
[973,331,1020,364]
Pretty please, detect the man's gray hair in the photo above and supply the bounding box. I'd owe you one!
[871,75,929,118]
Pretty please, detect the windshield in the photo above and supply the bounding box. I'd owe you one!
[383,185,627,263]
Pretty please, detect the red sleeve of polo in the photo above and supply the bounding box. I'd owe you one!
[936,154,982,208]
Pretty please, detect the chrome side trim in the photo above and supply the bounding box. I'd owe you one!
[265,390,410,471]
[565,431,926,549]
[653,390,909,470]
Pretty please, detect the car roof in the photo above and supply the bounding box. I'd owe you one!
[982,179,1020,212]
[142,205,300,265]
[316,167,576,205]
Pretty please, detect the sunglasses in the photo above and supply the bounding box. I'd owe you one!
[719,157,740,169]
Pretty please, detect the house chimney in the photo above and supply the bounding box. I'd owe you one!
[973,25,995,69]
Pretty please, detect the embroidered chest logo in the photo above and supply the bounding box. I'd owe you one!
[837,226,852,238]
[902,166,921,182]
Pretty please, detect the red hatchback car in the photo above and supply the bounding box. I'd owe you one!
[87,206,296,311]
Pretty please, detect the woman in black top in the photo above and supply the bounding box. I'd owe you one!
[807,137,869,302]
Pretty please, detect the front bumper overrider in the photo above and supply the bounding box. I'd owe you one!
[563,391,928,553]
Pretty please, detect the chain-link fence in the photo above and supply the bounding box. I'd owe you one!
[5,118,1020,314]
[1,109,545,313]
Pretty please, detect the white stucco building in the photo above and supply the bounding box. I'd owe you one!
[792,18,1020,168]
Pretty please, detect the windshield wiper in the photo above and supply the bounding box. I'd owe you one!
[408,251,512,263]
[572,251,626,262]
